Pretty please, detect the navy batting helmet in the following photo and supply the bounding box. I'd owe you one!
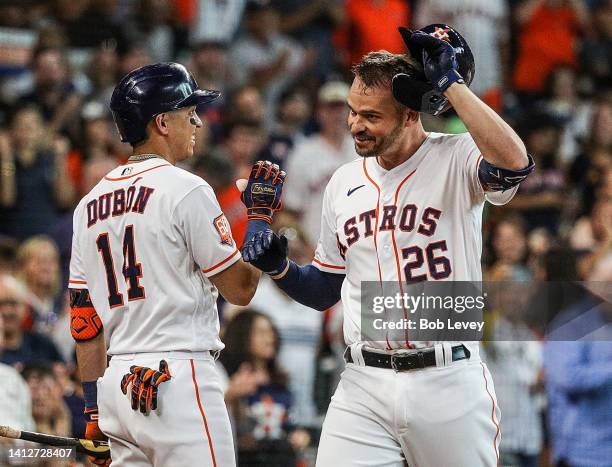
[110,62,220,144]
[392,24,475,116]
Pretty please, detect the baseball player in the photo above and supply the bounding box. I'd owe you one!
[68,63,284,466]
[239,24,535,466]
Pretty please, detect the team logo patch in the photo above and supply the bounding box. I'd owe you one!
[430,26,451,42]
[214,214,233,246]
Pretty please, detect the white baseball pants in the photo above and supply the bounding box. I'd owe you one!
[97,351,235,467]
[316,348,500,467]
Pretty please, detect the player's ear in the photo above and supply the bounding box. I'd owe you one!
[403,107,419,126]
[406,107,419,124]
[154,113,170,136]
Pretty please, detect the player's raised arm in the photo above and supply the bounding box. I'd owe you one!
[392,25,535,191]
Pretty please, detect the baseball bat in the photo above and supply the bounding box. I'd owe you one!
[0,425,110,459]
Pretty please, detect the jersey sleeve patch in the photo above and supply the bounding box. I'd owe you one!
[213,214,234,247]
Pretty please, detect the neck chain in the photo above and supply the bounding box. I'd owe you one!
[127,153,164,162]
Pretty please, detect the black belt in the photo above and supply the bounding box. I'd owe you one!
[344,344,470,372]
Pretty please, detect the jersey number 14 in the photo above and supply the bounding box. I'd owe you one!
[96,225,145,308]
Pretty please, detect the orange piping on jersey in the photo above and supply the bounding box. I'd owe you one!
[190,359,218,467]
[391,169,417,347]
[312,258,346,270]
[69,279,87,285]
[361,159,383,285]
[481,362,501,465]
[104,163,171,181]
[202,249,240,274]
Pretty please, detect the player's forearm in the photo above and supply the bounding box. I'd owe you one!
[273,261,343,311]
[76,332,108,383]
[445,83,528,170]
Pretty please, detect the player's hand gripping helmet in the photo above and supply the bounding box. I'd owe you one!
[110,62,220,144]
[392,24,475,116]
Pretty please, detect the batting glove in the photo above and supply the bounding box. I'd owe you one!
[240,160,286,224]
[84,407,111,466]
[120,360,171,414]
[409,31,464,94]
[242,230,289,276]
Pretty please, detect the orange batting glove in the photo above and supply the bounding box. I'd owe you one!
[84,407,111,466]
[120,360,172,414]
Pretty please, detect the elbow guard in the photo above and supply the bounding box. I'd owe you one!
[69,288,103,342]
[478,154,535,192]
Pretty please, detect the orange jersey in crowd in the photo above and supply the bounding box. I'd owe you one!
[513,5,581,92]
[337,0,411,66]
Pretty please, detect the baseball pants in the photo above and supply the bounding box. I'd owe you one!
[97,350,235,467]
[316,345,501,467]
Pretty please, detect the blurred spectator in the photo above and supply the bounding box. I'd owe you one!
[486,216,533,281]
[213,119,267,245]
[0,309,35,465]
[569,95,612,215]
[0,274,63,370]
[226,85,266,126]
[544,66,594,164]
[219,310,310,466]
[189,40,231,95]
[117,42,153,78]
[53,0,126,50]
[230,0,314,128]
[414,0,509,111]
[16,236,63,333]
[190,0,247,45]
[0,310,35,431]
[337,0,411,67]
[579,0,612,94]
[248,223,321,429]
[21,363,72,439]
[52,361,86,439]
[484,280,543,467]
[78,101,119,163]
[83,45,120,106]
[0,105,76,241]
[512,0,589,99]
[570,197,612,278]
[257,86,312,168]
[284,81,355,245]
[543,255,612,467]
[123,0,174,63]
[275,0,345,79]
[510,112,566,232]
[0,236,19,275]
[15,46,82,136]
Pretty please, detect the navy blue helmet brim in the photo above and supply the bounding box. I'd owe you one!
[181,89,221,108]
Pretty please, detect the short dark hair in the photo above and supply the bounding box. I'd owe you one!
[351,51,420,90]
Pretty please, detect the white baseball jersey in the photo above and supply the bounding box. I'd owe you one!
[69,158,239,355]
[313,132,518,350]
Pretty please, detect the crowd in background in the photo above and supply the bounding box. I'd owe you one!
[0,0,610,466]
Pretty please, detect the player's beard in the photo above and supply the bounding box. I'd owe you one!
[354,121,403,158]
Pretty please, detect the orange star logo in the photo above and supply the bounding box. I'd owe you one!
[430,26,451,42]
